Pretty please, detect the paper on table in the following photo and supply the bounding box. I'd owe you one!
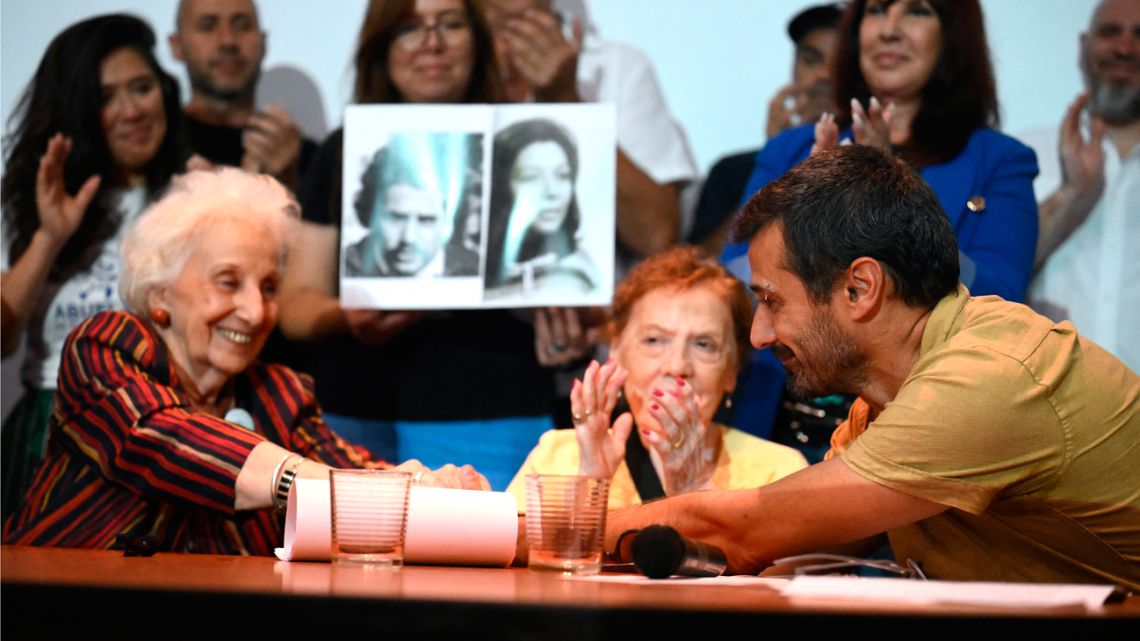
[274,478,518,567]
[779,576,1117,609]
[274,476,331,561]
[569,574,1117,609]
[403,486,518,566]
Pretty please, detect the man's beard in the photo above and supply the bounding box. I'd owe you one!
[1088,82,1140,124]
[188,65,259,104]
[775,308,868,400]
[1082,50,1140,125]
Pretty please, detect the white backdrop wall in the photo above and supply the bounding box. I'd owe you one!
[0,0,1099,417]
[1,0,1097,171]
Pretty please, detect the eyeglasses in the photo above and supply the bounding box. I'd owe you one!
[392,11,472,52]
[770,553,928,580]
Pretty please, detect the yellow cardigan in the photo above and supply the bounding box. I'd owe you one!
[506,425,809,513]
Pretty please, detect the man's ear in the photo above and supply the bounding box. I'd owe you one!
[169,33,185,62]
[840,257,885,322]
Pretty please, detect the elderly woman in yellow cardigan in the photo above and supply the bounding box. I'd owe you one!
[508,247,807,511]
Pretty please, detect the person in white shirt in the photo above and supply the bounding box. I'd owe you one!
[483,0,699,262]
[1,14,190,518]
[1029,0,1140,373]
[483,0,700,405]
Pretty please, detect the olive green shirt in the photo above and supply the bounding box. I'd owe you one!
[843,285,1140,589]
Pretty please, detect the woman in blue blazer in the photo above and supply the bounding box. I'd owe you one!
[727,0,1038,304]
[722,0,1039,448]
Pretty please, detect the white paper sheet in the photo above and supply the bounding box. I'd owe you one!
[274,478,518,567]
[778,576,1117,609]
[567,574,1116,609]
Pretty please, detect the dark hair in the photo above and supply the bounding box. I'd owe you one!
[2,13,187,280]
[353,0,504,104]
[731,145,959,308]
[352,131,474,228]
[484,118,580,288]
[832,0,998,167]
[608,245,753,371]
[788,3,844,44]
[443,151,485,275]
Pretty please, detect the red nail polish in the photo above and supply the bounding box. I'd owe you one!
[652,389,664,397]
[675,378,686,387]
[651,403,660,411]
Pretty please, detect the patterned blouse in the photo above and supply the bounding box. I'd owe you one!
[3,311,384,555]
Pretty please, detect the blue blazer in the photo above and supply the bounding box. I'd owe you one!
[725,124,1040,302]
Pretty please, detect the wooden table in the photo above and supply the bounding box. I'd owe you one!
[2,545,1136,639]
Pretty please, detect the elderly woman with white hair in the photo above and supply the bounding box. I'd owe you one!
[3,168,487,554]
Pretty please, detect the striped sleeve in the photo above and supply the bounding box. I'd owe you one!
[250,365,390,470]
[54,312,266,515]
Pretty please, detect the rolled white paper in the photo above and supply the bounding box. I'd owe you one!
[274,477,332,562]
[274,477,518,567]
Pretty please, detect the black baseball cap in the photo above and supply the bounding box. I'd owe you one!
[787,3,845,44]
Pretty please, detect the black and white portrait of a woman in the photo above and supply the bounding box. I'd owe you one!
[484,117,604,302]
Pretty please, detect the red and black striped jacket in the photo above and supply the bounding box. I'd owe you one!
[3,311,382,555]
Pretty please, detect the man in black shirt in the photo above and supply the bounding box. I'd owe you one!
[169,0,315,189]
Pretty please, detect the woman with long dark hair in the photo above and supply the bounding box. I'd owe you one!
[484,118,597,301]
[735,0,1038,303]
[279,0,557,490]
[723,0,1040,458]
[0,14,189,517]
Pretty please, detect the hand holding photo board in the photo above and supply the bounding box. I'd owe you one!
[340,103,615,309]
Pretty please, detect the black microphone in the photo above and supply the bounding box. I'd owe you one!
[630,525,727,579]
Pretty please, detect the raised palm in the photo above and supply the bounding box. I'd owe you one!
[35,134,101,245]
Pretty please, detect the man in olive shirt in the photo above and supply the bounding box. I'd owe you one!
[605,145,1140,589]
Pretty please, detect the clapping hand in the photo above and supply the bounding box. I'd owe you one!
[571,359,632,478]
[242,105,303,189]
[1057,92,1106,216]
[768,82,833,139]
[640,378,719,495]
[811,112,841,156]
[811,97,895,156]
[848,96,894,154]
[497,8,582,103]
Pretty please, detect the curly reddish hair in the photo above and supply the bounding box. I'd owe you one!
[607,246,752,369]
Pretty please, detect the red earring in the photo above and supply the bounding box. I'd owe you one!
[150,308,170,328]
